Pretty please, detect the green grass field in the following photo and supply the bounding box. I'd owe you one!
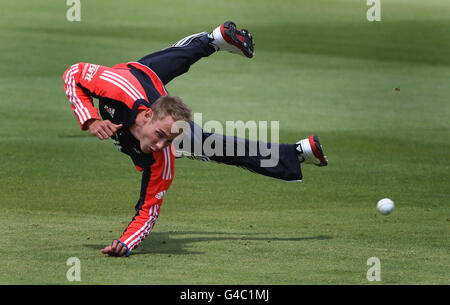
[0,0,449,284]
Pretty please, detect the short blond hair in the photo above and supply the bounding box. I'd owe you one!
[151,95,192,122]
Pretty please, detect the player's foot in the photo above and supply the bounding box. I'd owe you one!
[296,135,328,167]
[209,21,254,58]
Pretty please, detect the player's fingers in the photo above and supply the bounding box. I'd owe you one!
[118,245,127,257]
[114,243,123,256]
[110,241,122,256]
[112,241,124,257]
[102,122,122,137]
[101,246,112,254]
[94,132,103,140]
[95,132,105,140]
[112,123,123,132]
[96,129,109,140]
[109,123,122,135]
[89,127,100,138]
[106,122,123,135]
[101,125,115,138]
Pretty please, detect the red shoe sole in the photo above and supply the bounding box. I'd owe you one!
[308,135,328,166]
[220,21,254,58]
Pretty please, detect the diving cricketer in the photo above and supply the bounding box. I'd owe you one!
[62,21,328,257]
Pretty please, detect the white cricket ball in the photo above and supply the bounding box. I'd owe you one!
[377,198,395,215]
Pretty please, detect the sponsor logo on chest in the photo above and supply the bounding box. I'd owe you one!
[82,64,100,82]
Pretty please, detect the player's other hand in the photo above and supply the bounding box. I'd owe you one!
[101,240,128,257]
[86,119,123,140]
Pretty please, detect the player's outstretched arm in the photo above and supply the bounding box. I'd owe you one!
[100,202,161,257]
[101,155,171,257]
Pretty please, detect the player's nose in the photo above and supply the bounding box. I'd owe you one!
[155,140,165,151]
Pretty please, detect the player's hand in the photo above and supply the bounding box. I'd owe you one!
[101,240,128,257]
[86,119,123,140]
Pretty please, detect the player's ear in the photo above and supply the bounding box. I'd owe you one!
[144,108,154,123]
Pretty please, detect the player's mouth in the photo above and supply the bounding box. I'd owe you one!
[142,145,154,154]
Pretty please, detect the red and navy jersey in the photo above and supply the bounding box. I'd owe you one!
[63,61,167,129]
[62,62,174,255]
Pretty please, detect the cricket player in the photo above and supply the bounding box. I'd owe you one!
[62,21,328,257]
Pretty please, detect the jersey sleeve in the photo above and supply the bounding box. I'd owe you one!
[62,63,103,130]
[62,62,146,130]
[117,146,175,256]
[118,194,162,257]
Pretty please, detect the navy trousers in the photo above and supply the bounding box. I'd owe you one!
[138,32,302,181]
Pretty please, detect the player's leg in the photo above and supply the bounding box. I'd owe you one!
[137,21,254,85]
[137,32,214,85]
[174,121,328,182]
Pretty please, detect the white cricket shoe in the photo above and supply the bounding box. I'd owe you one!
[296,134,328,167]
[209,21,254,58]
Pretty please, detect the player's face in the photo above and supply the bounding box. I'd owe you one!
[139,114,181,154]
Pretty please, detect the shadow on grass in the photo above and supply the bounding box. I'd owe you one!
[85,231,332,256]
